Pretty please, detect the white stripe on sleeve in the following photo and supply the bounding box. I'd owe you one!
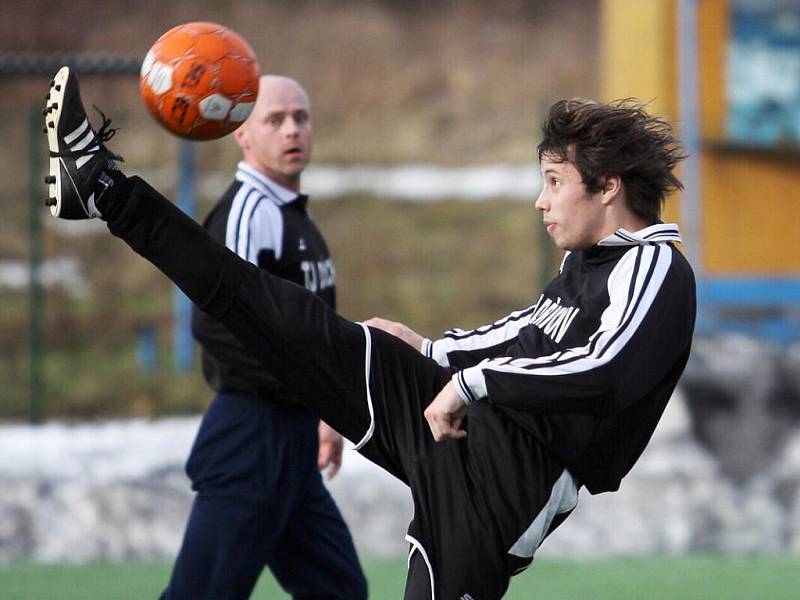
[428,301,542,367]
[455,244,673,402]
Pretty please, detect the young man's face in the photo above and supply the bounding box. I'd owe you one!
[235,77,312,191]
[535,156,606,251]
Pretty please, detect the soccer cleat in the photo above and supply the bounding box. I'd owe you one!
[43,66,123,219]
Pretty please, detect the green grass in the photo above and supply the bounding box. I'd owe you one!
[2,556,798,599]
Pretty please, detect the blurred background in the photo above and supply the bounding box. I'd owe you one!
[1,0,799,598]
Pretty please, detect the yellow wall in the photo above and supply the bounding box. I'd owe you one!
[601,0,682,226]
[602,0,800,275]
[601,0,677,119]
[703,151,800,275]
[697,0,726,140]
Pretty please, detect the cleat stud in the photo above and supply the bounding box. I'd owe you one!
[55,85,61,91]
[48,122,54,128]
[42,126,47,134]
[45,197,57,207]
[44,175,56,184]
[46,93,50,100]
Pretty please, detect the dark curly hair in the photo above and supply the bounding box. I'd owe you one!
[537,98,688,224]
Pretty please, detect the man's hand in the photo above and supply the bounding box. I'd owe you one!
[317,420,344,480]
[424,381,469,442]
[363,317,424,352]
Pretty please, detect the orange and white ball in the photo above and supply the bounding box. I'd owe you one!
[140,22,260,141]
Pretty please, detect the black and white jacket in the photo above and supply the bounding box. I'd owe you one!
[192,161,336,403]
[422,224,696,493]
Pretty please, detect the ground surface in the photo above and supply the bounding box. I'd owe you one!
[2,556,799,599]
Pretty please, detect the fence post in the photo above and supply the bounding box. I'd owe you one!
[28,104,44,423]
[173,139,196,372]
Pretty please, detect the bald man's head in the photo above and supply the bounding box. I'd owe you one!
[234,75,312,192]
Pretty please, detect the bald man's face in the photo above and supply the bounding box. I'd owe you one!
[236,78,312,191]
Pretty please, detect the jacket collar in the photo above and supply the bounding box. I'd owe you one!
[235,161,305,207]
[597,223,682,246]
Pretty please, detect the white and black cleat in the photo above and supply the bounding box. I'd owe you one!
[43,66,123,219]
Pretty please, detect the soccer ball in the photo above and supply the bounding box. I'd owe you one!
[140,22,260,141]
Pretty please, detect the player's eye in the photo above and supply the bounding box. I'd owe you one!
[294,112,308,125]
[268,115,282,127]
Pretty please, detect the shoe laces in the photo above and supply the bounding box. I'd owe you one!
[49,105,124,162]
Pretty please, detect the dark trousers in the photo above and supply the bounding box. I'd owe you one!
[161,393,367,600]
[104,175,576,600]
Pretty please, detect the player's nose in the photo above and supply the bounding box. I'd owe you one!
[534,190,548,211]
[282,117,300,136]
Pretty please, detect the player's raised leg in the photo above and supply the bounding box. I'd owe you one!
[44,67,369,436]
[41,66,440,464]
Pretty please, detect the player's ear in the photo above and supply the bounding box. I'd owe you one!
[600,175,622,205]
[234,126,249,151]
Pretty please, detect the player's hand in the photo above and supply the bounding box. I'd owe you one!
[318,420,344,480]
[363,317,425,352]
[424,381,468,442]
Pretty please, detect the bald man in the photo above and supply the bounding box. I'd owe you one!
[161,76,367,600]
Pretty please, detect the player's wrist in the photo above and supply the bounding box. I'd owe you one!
[452,365,488,406]
[452,372,476,405]
[421,338,433,357]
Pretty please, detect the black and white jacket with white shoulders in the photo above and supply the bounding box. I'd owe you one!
[422,224,696,494]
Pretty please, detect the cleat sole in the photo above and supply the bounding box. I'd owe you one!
[45,67,70,217]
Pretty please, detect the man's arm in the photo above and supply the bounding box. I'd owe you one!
[450,244,695,416]
[317,420,344,479]
[423,302,543,368]
[364,300,542,369]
